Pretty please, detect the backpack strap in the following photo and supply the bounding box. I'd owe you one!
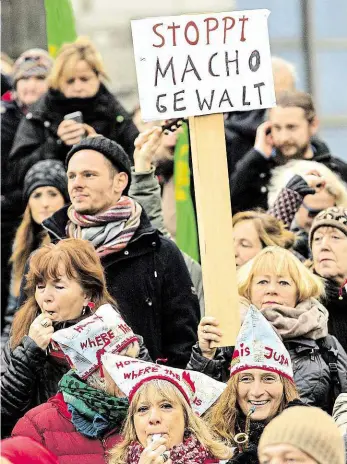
[317,335,341,401]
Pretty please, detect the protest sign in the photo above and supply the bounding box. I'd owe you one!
[131,9,274,120]
[131,9,275,346]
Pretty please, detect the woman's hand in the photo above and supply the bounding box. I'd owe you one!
[57,119,86,146]
[198,316,223,359]
[302,170,326,193]
[139,437,172,464]
[28,313,54,351]
[133,127,162,172]
[83,123,97,137]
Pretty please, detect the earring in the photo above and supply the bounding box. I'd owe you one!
[87,301,95,311]
[82,306,86,316]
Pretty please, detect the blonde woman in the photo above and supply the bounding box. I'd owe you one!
[190,246,347,412]
[102,355,233,464]
[233,211,295,268]
[9,37,139,191]
[205,307,300,464]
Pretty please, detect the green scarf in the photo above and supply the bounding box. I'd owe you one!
[59,372,129,437]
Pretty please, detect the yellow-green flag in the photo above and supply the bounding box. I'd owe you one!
[44,0,77,58]
[174,123,200,262]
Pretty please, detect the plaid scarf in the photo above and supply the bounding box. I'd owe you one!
[59,372,128,438]
[66,196,142,257]
[126,435,211,464]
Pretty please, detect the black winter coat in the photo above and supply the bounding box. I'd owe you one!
[188,335,347,413]
[224,109,266,176]
[322,278,347,354]
[16,205,200,368]
[1,100,25,327]
[8,84,139,190]
[229,138,347,213]
[0,332,150,437]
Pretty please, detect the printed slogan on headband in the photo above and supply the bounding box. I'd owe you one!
[131,9,275,120]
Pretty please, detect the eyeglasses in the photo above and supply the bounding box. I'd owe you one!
[302,202,324,218]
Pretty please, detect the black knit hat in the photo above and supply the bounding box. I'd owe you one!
[65,136,132,194]
[23,160,69,203]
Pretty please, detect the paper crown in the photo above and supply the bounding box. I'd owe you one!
[229,305,294,381]
[101,354,226,416]
[52,304,138,379]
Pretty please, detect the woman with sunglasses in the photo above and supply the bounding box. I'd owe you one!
[267,160,347,259]
[9,37,139,194]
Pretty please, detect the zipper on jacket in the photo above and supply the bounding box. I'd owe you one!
[41,223,63,241]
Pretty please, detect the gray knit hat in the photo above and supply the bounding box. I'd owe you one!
[23,160,69,203]
[309,206,347,248]
[13,48,53,86]
[65,136,131,195]
[258,406,345,464]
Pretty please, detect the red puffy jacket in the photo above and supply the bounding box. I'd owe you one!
[12,393,122,464]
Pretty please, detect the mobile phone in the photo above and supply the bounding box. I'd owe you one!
[64,111,86,139]
[64,111,84,124]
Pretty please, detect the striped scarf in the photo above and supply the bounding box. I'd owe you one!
[66,196,142,257]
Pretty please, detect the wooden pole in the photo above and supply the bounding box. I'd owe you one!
[189,113,240,346]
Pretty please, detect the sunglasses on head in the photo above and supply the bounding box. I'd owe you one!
[302,202,324,218]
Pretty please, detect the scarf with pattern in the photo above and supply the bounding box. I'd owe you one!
[126,435,211,464]
[59,372,128,438]
[66,196,142,257]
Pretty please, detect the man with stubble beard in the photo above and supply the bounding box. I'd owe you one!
[229,90,347,213]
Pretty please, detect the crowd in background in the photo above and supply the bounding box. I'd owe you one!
[0,35,347,464]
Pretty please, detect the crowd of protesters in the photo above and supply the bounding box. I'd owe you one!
[1,36,347,464]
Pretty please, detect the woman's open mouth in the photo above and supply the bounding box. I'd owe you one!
[249,400,270,407]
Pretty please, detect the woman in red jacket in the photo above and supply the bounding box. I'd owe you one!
[11,304,146,464]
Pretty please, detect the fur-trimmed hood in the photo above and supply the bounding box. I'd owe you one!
[268,159,347,207]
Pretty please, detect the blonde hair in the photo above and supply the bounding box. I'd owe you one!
[48,36,107,90]
[108,380,233,464]
[237,246,325,302]
[233,211,295,249]
[268,160,347,208]
[11,239,116,350]
[205,374,298,446]
[10,205,50,298]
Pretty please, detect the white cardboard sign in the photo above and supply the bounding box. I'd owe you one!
[131,9,275,120]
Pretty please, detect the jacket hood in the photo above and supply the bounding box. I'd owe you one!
[267,156,347,207]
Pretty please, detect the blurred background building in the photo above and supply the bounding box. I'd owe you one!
[2,0,347,160]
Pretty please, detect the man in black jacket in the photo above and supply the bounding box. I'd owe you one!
[35,134,199,368]
[229,91,347,213]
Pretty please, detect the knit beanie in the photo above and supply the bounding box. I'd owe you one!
[258,406,345,464]
[309,206,347,248]
[13,48,53,86]
[23,160,69,203]
[65,136,132,195]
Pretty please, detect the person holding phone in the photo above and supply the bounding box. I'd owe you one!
[229,91,347,213]
[9,37,139,193]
